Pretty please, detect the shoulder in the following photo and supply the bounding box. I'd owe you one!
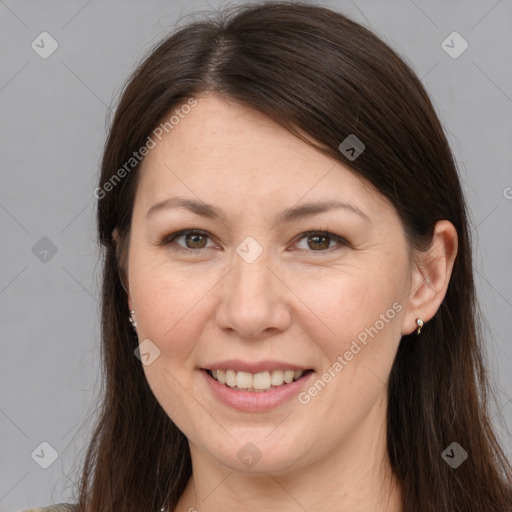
[19,504,77,512]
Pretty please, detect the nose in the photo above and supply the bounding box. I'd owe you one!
[214,246,292,339]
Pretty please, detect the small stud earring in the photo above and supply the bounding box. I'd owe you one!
[416,318,424,335]
[128,310,138,330]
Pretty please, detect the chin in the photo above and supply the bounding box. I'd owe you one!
[196,433,314,475]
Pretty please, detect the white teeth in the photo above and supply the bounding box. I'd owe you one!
[225,369,236,387]
[283,370,295,384]
[209,368,307,391]
[236,371,253,389]
[253,371,271,390]
[271,370,284,386]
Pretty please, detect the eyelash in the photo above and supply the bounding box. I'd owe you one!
[159,229,350,255]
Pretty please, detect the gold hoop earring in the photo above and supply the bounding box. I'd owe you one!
[416,318,424,335]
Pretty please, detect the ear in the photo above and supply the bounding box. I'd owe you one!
[112,227,134,311]
[401,220,458,335]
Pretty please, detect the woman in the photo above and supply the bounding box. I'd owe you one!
[24,1,512,511]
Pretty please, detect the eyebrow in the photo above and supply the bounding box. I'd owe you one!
[145,196,371,224]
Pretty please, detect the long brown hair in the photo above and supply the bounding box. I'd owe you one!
[78,1,512,510]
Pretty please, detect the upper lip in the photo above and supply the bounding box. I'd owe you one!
[201,359,313,373]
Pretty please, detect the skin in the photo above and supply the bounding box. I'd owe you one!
[115,93,458,512]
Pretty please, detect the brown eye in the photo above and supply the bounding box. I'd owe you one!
[161,229,348,255]
[183,232,208,249]
[294,231,348,254]
[161,230,213,252]
[307,234,331,250]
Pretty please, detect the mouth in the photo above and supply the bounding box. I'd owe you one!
[202,368,314,392]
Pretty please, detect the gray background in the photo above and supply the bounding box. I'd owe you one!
[1,0,511,509]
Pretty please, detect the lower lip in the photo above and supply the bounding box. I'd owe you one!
[201,369,315,412]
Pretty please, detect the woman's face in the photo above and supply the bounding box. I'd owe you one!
[125,93,416,474]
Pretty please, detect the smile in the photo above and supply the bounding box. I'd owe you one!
[205,368,313,392]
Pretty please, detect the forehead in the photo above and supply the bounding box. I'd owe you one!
[144,94,328,174]
[134,94,391,223]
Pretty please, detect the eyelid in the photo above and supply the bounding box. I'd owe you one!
[160,229,350,253]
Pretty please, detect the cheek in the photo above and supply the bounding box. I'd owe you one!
[131,265,212,431]
[298,271,403,439]
[129,261,211,360]
[311,267,404,358]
